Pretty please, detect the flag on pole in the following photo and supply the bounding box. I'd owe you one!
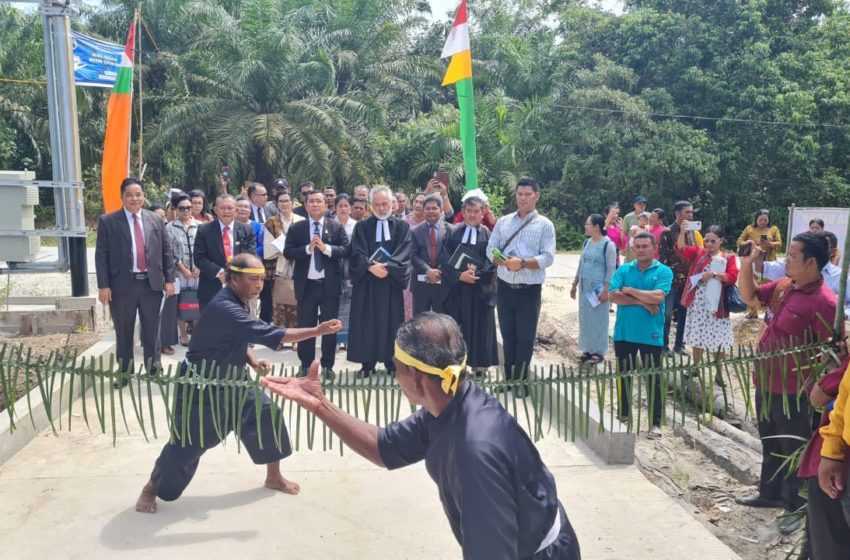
[100,14,137,213]
[441,0,478,192]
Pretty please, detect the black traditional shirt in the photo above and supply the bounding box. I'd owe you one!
[378,381,561,559]
[186,286,285,377]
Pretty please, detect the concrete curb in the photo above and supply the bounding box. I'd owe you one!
[531,361,636,465]
[0,332,116,466]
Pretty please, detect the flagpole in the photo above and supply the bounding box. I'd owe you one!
[136,6,143,179]
[455,77,478,191]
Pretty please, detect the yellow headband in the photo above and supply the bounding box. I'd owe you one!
[228,265,265,274]
[394,342,466,395]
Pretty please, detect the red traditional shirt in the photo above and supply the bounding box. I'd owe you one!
[754,277,836,394]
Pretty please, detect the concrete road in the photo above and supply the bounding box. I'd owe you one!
[0,340,739,559]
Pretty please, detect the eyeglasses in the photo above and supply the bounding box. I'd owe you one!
[177,206,192,211]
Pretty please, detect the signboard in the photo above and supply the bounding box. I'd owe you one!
[787,206,849,265]
[71,31,124,88]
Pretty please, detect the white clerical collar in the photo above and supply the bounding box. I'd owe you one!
[462,225,477,245]
[376,218,391,242]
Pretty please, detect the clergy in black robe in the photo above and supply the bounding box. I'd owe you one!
[261,312,581,559]
[440,196,498,371]
[135,254,342,514]
[347,187,412,374]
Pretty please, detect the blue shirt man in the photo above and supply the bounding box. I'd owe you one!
[608,232,673,437]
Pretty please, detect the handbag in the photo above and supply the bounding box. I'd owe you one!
[177,289,201,322]
[273,276,297,306]
[725,284,748,314]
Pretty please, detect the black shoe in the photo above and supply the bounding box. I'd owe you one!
[296,367,308,378]
[674,347,688,356]
[778,512,805,535]
[355,368,373,379]
[113,378,129,389]
[579,352,592,363]
[322,367,335,381]
[734,495,785,508]
[662,348,674,358]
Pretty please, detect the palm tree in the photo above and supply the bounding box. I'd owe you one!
[146,0,432,189]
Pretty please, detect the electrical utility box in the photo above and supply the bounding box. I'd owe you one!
[0,170,41,262]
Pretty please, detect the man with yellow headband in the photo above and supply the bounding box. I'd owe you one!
[135,254,342,514]
[261,312,581,559]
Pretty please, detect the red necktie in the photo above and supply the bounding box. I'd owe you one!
[132,214,147,271]
[223,225,232,261]
[429,224,438,267]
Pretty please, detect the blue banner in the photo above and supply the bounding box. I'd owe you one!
[71,31,124,88]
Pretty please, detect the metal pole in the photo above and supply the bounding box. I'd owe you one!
[43,1,88,296]
[835,215,850,335]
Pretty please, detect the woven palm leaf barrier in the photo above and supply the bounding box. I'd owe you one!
[0,339,839,454]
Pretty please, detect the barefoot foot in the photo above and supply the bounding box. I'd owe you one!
[265,474,300,495]
[135,480,158,513]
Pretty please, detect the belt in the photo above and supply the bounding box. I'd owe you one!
[306,278,325,284]
[535,508,562,553]
[498,279,539,290]
[133,272,149,280]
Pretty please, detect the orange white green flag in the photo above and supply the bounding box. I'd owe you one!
[100,14,137,213]
[440,0,478,191]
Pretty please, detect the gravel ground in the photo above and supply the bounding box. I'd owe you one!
[0,269,109,413]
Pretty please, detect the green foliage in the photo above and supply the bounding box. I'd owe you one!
[2,0,850,237]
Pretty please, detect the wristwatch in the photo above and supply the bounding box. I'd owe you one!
[520,258,528,269]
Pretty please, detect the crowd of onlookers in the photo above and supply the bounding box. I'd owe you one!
[98,176,553,396]
[573,194,850,553]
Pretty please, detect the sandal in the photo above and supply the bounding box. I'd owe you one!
[586,354,603,365]
[646,426,662,440]
[179,336,190,347]
[162,346,175,356]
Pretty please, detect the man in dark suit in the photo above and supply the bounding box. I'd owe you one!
[96,177,175,384]
[284,191,350,378]
[410,193,453,315]
[194,193,257,309]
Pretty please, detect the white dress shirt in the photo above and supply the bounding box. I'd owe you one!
[124,207,146,273]
[306,216,333,280]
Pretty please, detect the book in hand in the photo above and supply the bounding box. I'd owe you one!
[448,244,484,271]
[370,246,393,263]
[585,283,606,308]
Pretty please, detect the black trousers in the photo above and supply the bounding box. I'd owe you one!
[412,284,445,316]
[614,340,663,427]
[663,284,687,351]
[496,281,542,381]
[806,476,850,559]
[297,280,340,369]
[151,362,292,502]
[110,278,163,372]
[755,391,813,510]
[259,278,273,323]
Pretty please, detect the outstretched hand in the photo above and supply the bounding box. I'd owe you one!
[261,360,325,413]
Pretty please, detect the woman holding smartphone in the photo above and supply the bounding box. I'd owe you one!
[736,209,782,318]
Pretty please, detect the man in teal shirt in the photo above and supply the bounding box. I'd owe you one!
[608,231,673,439]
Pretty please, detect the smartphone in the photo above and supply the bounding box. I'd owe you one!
[738,243,752,257]
[685,220,702,231]
[760,234,768,241]
[220,165,230,183]
[434,171,450,187]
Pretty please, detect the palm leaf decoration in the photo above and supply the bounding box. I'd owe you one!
[0,336,837,455]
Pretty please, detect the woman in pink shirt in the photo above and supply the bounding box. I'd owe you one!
[650,208,667,258]
[603,204,627,261]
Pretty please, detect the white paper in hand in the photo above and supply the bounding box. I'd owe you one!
[688,273,703,292]
[272,234,286,254]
